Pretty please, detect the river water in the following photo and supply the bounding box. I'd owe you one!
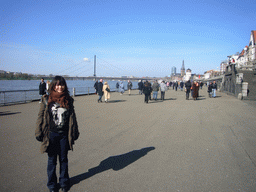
[0,79,139,105]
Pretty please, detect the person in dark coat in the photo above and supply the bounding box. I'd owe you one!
[94,80,98,94]
[152,80,160,100]
[127,80,133,95]
[97,79,104,102]
[180,81,184,91]
[200,82,204,89]
[143,81,151,103]
[116,82,119,92]
[185,80,191,100]
[175,82,178,91]
[138,80,144,95]
[148,81,152,100]
[212,81,217,98]
[39,78,47,103]
[208,82,213,98]
[192,81,199,100]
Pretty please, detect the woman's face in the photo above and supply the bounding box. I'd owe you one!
[55,84,65,93]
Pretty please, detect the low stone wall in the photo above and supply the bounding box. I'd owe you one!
[240,70,256,100]
[222,64,256,100]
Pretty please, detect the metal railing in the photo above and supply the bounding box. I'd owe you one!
[0,87,93,106]
[0,86,127,106]
[0,89,39,105]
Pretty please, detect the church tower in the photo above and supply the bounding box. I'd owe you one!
[181,60,185,76]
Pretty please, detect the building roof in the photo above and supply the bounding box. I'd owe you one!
[240,49,245,56]
[252,30,256,44]
[250,30,256,46]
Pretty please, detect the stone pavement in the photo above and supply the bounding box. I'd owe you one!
[0,87,256,192]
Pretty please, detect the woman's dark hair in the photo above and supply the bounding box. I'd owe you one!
[49,76,69,95]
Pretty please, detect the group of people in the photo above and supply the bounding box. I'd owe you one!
[115,80,133,95]
[36,76,218,192]
[138,79,217,102]
[94,79,111,103]
[39,78,51,103]
[207,81,218,98]
[139,80,168,103]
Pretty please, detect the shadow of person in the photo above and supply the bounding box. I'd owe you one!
[107,100,126,103]
[70,147,155,187]
[0,111,21,116]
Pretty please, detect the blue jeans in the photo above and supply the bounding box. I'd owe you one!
[212,89,216,98]
[161,91,165,100]
[153,91,158,99]
[47,132,70,190]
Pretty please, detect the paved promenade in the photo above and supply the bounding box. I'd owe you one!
[1,87,256,192]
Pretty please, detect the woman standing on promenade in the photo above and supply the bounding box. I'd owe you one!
[103,81,111,102]
[35,76,79,192]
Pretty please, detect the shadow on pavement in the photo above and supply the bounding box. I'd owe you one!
[146,98,177,104]
[0,111,21,116]
[70,147,155,187]
[196,97,206,100]
[163,98,177,101]
[107,100,126,103]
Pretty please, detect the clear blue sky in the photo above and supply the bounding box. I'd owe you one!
[1,0,256,77]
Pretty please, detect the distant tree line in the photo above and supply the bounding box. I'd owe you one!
[0,73,45,80]
[0,72,68,80]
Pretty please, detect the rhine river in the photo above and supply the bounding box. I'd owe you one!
[0,79,139,105]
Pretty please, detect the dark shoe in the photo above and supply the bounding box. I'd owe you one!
[49,189,58,192]
[61,187,69,192]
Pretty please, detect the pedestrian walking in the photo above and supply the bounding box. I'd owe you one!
[185,80,191,100]
[97,79,104,102]
[116,82,119,92]
[175,81,178,91]
[46,80,51,94]
[160,81,167,100]
[148,81,152,100]
[119,81,125,95]
[212,81,217,98]
[152,80,159,100]
[35,76,79,192]
[166,81,170,89]
[180,81,184,91]
[103,81,111,102]
[94,80,98,94]
[192,81,199,100]
[39,78,47,103]
[200,82,204,89]
[138,80,143,95]
[208,82,213,98]
[143,81,151,103]
[127,80,133,95]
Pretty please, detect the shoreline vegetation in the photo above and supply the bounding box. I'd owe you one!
[0,73,55,80]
